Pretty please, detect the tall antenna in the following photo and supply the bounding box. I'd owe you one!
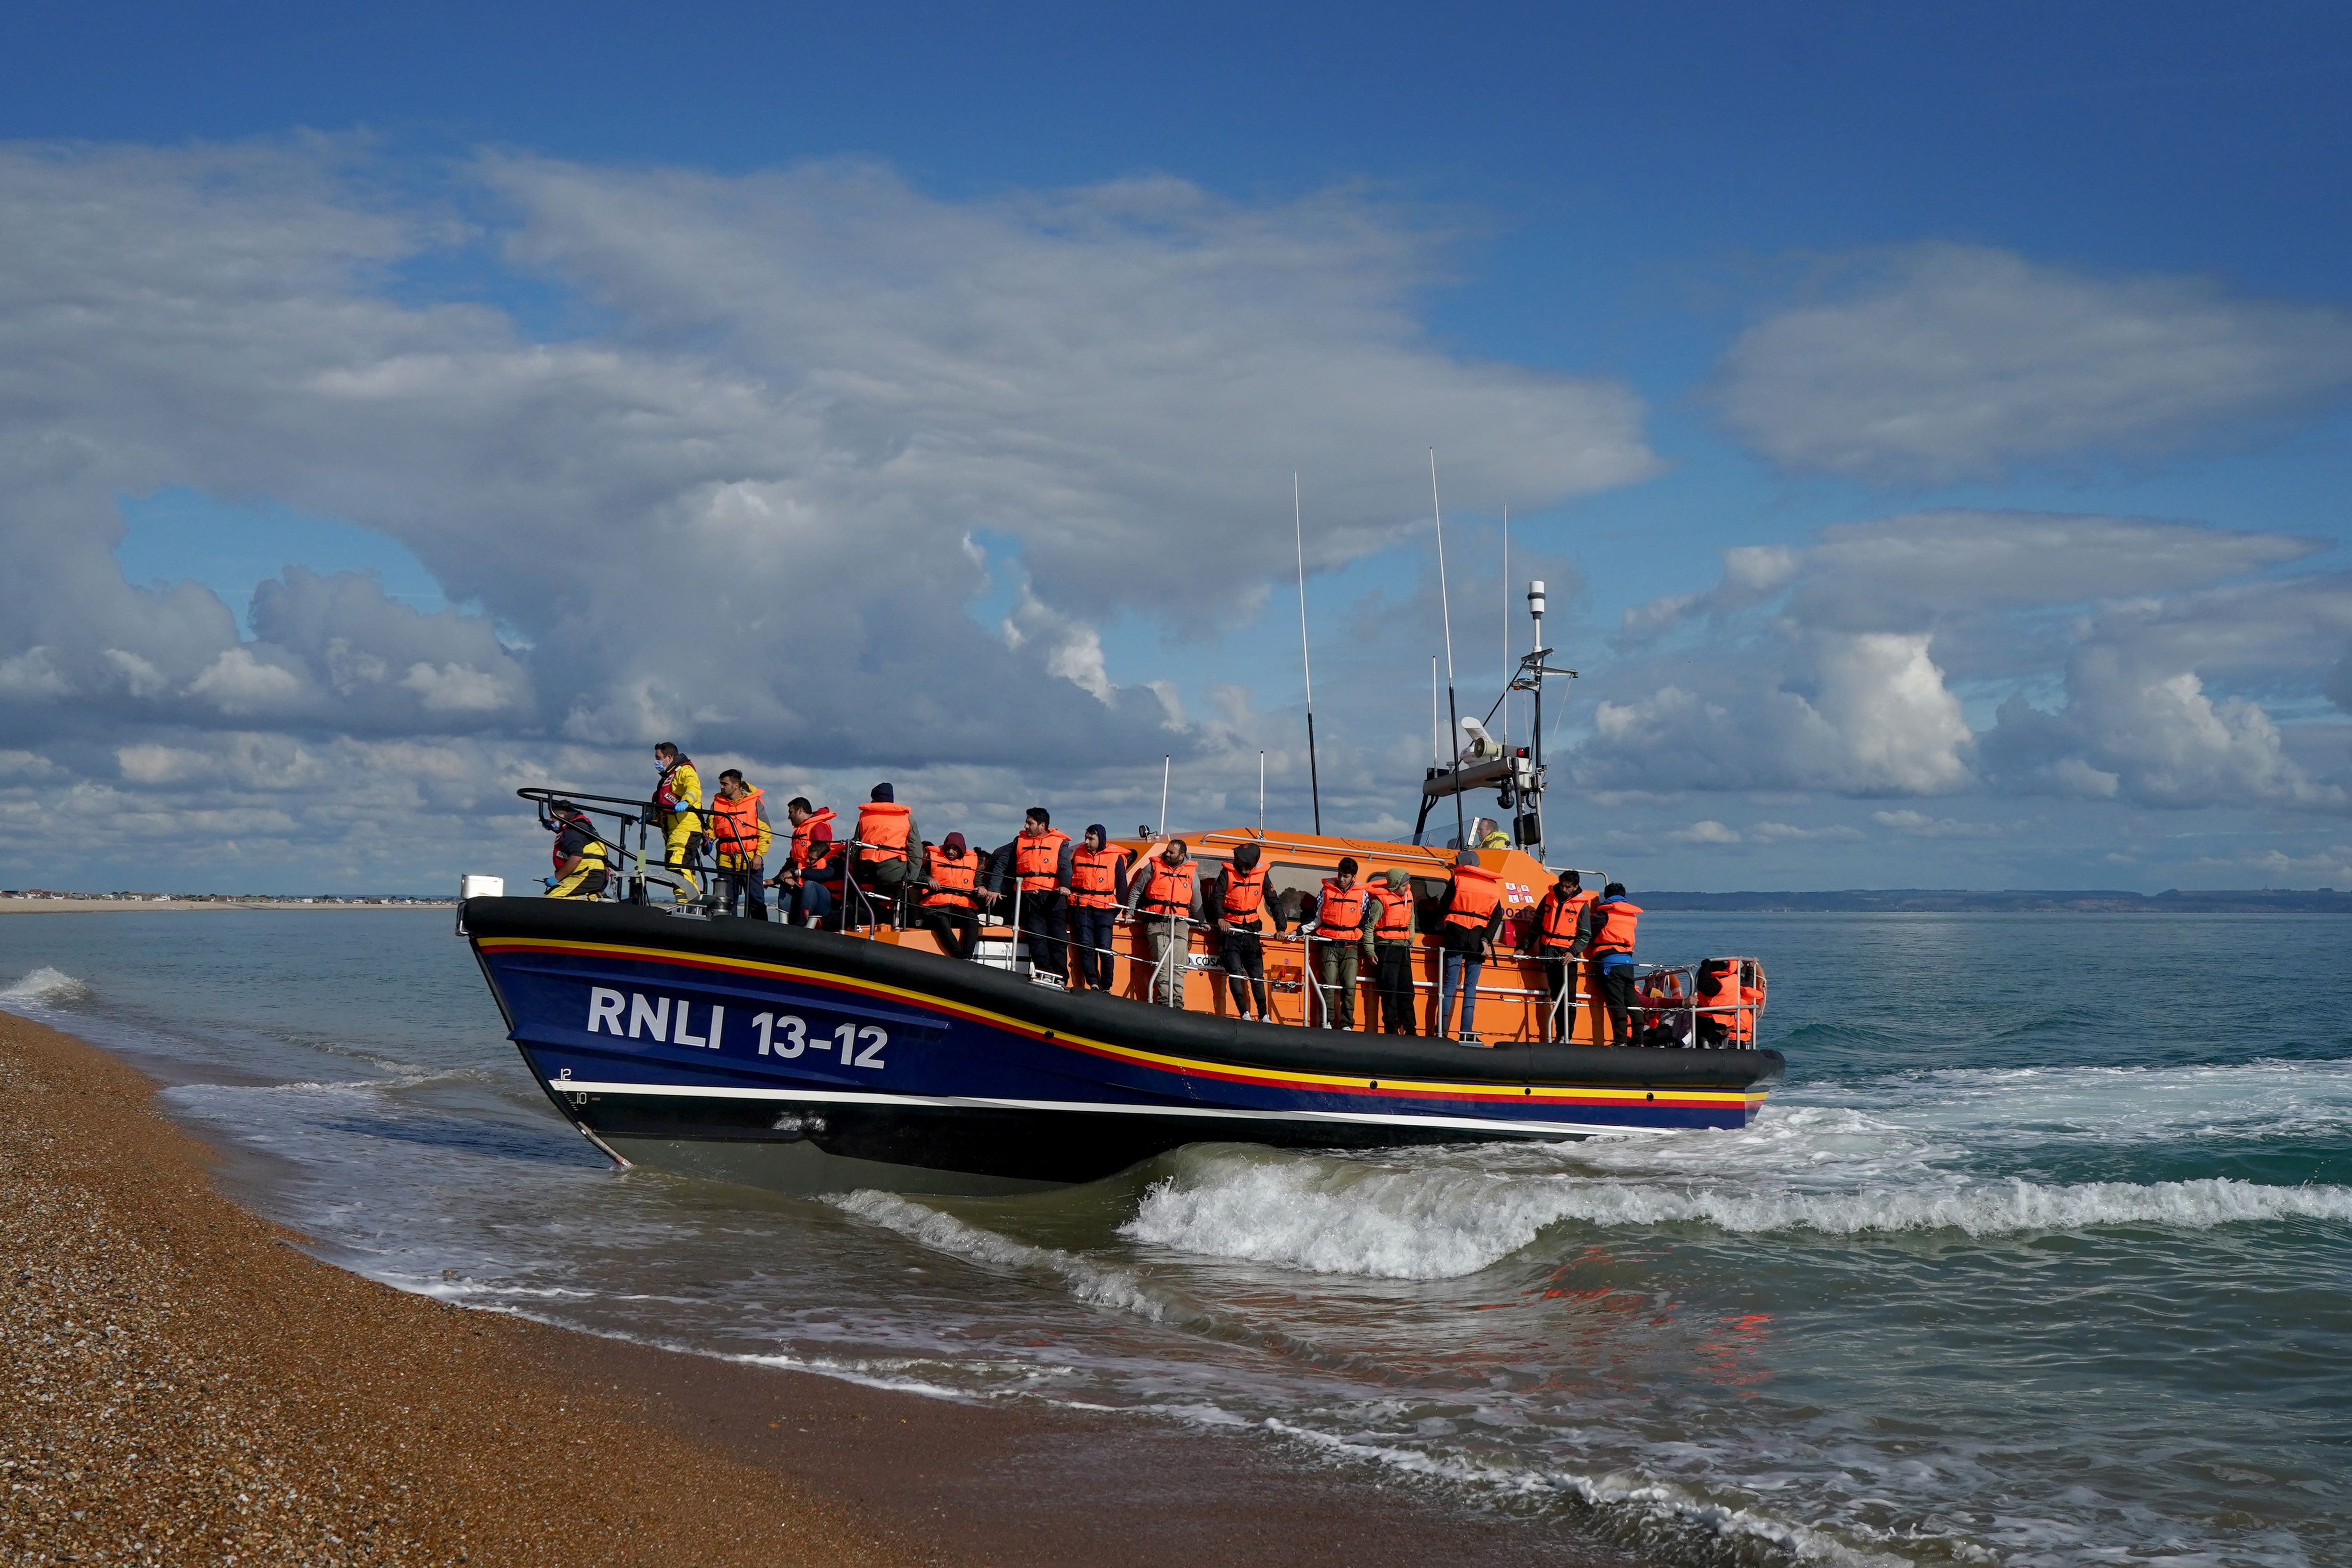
[1160,754,1172,837]
[1258,750,1266,835]
[1500,504,1510,757]
[1430,657,1440,767]
[1430,449,1467,852]
[1293,471,1322,835]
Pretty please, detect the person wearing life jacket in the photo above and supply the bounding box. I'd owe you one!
[542,802,609,899]
[649,742,703,900]
[845,783,920,929]
[1694,959,1742,1048]
[709,769,772,920]
[1531,870,1597,1043]
[1067,825,1130,993]
[1433,850,1503,1043]
[1588,882,1644,1046]
[1309,857,1371,1029]
[768,797,838,927]
[1210,841,1272,1021]
[1635,968,1690,1048]
[985,807,1074,981]
[1125,837,1203,1007]
[1367,867,1419,1035]
[916,831,995,960]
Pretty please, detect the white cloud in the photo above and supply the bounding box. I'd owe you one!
[1714,244,2352,482]
[0,138,1661,885]
[1582,631,1971,797]
[186,648,306,715]
[1578,509,2351,815]
[1666,819,1743,844]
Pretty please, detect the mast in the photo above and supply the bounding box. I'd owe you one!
[1430,449,1467,853]
[1293,472,1322,835]
[1528,580,1546,857]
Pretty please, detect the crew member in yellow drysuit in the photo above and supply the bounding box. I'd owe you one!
[650,742,703,899]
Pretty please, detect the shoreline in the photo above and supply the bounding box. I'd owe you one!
[0,900,450,914]
[0,1008,1635,1567]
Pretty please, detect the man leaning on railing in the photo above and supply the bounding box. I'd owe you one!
[1125,839,1204,1006]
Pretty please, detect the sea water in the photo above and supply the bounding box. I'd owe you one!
[4,909,2348,1568]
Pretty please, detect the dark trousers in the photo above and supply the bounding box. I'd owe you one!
[921,907,981,960]
[1540,954,1579,1041]
[1018,892,1066,978]
[717,857,767,919]
[1598,963,1638,1044]
[1220,923,1268,1018]
[1373,941,1416,1034]
[1068,905,1116,989]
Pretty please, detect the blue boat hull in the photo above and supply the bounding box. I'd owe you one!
[464,898,1784,1193]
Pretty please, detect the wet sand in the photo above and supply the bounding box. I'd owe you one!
[0,1009,1634,1567]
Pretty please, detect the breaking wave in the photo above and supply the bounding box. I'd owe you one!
[0,965,92,1007]
[1122,1150,2352,1279]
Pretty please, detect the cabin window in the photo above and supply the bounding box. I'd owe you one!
[1265,863,1325,929]
[1411,876,1447,929]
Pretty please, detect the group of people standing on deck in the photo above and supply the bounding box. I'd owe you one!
[543,743,1687,1045]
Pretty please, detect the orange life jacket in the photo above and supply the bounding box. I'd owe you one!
[1371,884,1414,940]
[1442,864,1502,932]
[1140,857,1197,916]
[1316,879,1370,939]
[710,787,765,859]
[1220,863,1267,921]
[925,851,979,909]
[1014,829,1071,893]
[788,808,836,870]
[1538,886,1594,951]
[1697,966,1754,1043]
[1071,844,1125,910]
[1589,898,1641,958]
[854,801,912,865]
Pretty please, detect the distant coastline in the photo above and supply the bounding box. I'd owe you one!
[0,894,451,913]
[1639,888,2352,913]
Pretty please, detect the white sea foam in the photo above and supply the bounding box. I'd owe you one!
[1122,1151,2352,1279]
[0,965,92,1007]
[1252,1418,1927,1568]
[829,1190,1180,1323]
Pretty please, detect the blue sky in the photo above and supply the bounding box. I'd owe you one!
[2,2,2349,891]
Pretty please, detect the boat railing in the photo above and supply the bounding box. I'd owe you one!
[519,787,721,907]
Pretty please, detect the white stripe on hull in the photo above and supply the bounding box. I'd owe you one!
[539,1075,1684,1139]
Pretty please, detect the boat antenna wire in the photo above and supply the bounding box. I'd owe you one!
[1293,471,1322,834]
[1258,750,1266,834]
[1429,448,1468,853]
[1160,754,1172,838]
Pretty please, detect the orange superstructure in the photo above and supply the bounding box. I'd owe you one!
[857,825,1642,1043]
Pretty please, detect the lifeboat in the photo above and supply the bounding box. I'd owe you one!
[461,573,1782,1194]
[461,819,1782,1195]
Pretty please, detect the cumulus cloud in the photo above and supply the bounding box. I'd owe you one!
[1575,509,2351,815]
[1583,630,1973,796]
[1714,244,2352,482]
[0,137,1659,885]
